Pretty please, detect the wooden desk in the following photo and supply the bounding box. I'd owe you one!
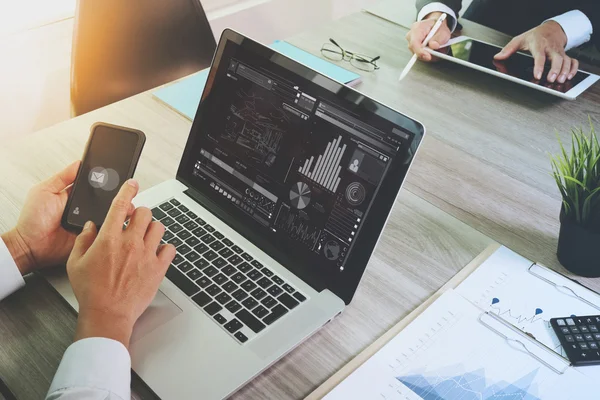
[0,7,599,400]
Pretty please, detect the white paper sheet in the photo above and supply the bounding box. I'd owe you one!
[455,246,600,380]
[325,290,594,400]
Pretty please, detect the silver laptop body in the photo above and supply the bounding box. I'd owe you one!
[47,30,425,399]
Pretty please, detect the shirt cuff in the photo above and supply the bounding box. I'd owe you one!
[417,2,458,33]
[548,10,593,51]
[48,338,131,400]
[0,237,24,301]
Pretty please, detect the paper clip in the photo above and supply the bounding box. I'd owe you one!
[478,311,570,375]
[528,263,600,312]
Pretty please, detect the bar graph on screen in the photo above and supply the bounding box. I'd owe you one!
[298,135,347,193]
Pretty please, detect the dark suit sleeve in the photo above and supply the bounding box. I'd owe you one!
[415,0,463,28]
[416,0,462,18]
[576,1,600,48]
[545,1,599,49]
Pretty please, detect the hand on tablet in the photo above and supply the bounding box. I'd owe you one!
[406,12,452,62]
[494,21,579,83]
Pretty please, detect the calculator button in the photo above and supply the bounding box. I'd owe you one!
[580,326,590,333]
[571,327,581,334]
[590,325,598,333]
[557,319,566,326]
[590,342,599,350]
[584,334,594,341]
[575,334,584,341]
[580,343,589,350]
[566,318,575,326]
[565,335,574,342]
[560,327,570,334]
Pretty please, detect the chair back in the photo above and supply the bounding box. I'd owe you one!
[71,0,216,115]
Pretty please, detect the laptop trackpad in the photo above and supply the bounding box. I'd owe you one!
[131,290,183,343]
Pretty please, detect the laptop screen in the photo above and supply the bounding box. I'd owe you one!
[178,31,424,303]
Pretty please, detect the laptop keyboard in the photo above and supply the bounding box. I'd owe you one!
[152,198,307,344]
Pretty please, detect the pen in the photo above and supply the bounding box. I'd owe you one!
[399,13,447,81]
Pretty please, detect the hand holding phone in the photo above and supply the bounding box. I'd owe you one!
[62,123,146,232]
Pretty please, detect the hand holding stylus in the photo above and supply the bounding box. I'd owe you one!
[401,13,448,80]
[406,12,451,62]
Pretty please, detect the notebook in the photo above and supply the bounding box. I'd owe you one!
[153,40,362,120]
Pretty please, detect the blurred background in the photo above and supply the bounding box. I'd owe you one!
[0,0,381,140]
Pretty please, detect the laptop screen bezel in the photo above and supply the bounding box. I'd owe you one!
[176,29,425,304]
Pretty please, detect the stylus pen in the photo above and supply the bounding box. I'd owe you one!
[399,13,447,81]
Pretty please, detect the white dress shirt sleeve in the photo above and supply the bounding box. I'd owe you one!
[0,237,131,399]
[0,238,24,301]
[417,2,458,33]
[46,338,131,400]
[548,10,594,51]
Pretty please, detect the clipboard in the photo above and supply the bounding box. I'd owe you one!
[307,243,600,399]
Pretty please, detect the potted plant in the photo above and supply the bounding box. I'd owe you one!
[551,120,600,277]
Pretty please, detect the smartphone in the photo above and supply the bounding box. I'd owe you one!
[62,123,146,232]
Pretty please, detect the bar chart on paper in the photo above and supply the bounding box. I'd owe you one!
[298,135,347,193]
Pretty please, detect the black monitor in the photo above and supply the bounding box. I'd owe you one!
[178,30,425,304]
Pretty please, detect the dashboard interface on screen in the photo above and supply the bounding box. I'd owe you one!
[446,39,590,93]
[186,40,416,277]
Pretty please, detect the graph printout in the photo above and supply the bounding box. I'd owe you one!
[324,290,594,400]
[455,246,600,379]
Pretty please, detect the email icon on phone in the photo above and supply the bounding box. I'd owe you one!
[91,171,105,184]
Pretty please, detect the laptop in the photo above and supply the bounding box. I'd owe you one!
[47,29,425,399]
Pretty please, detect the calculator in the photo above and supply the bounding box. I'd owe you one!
[550,316,600,366]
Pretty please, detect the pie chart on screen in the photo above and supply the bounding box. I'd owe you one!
[290,182,311,209]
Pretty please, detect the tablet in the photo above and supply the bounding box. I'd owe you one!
[427,36,599,100]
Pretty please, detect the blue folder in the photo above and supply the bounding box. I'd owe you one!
[153,41,361,120]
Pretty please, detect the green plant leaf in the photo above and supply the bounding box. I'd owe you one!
[563,176,585,188]
[551,118,600,227]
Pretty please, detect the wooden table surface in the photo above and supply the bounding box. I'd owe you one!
[1,6,599,400]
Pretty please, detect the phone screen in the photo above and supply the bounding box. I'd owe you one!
[66,124,143,229]
[444,39,590,93]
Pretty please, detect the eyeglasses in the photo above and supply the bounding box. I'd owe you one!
[320,39,380,72]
